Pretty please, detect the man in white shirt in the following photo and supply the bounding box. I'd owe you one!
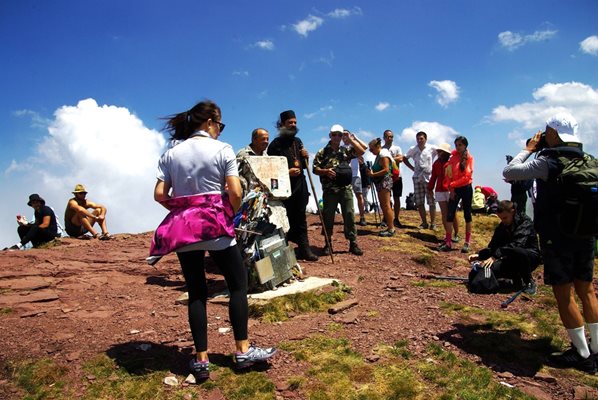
[342,131,368,226]
[382,130,404,228]
[403,131,437,229]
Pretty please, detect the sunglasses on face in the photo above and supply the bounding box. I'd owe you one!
[331,132,343,137]
[212,120,225,132]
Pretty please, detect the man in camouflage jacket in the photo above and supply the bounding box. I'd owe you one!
[313,124,365,256]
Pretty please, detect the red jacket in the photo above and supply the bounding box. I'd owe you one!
[428,159,449,192]
[444,150,474,190]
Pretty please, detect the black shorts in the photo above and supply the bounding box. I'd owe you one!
[65,219,87,237]
[542,235,595,285]
[392,177,403,199]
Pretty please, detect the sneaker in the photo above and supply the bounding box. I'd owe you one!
[430,224,438,231]
[189,359,210,380]
[549,346,597,374]
[296,246,319,261]
[349,241,363,256]
[523,279,537,295]
[452,235,460,243]
[461,243,470,253]
[234,344,277,369]
[379,229,395,237]
[393,219,404,229]
[322,245,332,256]
[438,243,452,252]
[418,223,429,229]
[357,218,367,226]
[379,222,387,229]
[8,243,23,251]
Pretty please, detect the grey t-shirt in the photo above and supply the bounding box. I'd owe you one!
[157,130,239,250]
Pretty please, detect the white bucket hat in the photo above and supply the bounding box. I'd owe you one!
[546,112,580,144]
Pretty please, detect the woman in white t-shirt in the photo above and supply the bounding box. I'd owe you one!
[367,138,395,236]
[153,100,276,380]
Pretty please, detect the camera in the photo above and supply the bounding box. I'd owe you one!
[528,132,547,152]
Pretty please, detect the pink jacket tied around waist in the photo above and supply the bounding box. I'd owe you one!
[150,193,235,257]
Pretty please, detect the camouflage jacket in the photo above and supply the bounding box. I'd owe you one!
[313,143,357,192]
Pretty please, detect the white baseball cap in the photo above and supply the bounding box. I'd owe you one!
[330,124,344,133]
[546,112,580,144]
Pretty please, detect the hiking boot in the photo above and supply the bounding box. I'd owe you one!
[393,219,403,228]
[379,229,395,237]
[349,241,363,256]
[296,246,319,261]
[452,235,460,243]
[357,217,367,226]
[523,279,537,295]
[189,359,210,380]
[234,344,277,369]
[418,223,429,229]
[438,243,452,252]
[549,347,597,374]
[461,243,470,253]
[322,244,332,256]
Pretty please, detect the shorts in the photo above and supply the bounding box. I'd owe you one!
[435,191,450,202]
[351,176,362,194]
[391,177,403,199]
[374,175,393,193]
[65,219,87,237]
[542,236,595,285]
[413,179,435,206]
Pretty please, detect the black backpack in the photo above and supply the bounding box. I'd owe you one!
[333,162,353,187]
[468,266,500,294]
[545,149,598,238]
[405,193,416,210]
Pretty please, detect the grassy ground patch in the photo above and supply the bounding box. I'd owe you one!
[249,283,350,323]
[281,335,533,399]
[9,358,70,399]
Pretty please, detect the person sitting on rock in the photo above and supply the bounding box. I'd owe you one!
[64,184,111,240]
[468,200,540,294]
[7,194,60,250]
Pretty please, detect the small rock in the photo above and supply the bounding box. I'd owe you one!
[497,371,514,379]
[275,382,290,391]
[218,327,231,334]
[533,372,556,383]
[366,354,380,363]
[129,329,140,335]
[443,341,450,347]
[86,375,96,381]
[432,336,439,341]
[66,351,81,361]
[499,381,514,388]
[574,385,598,399]
[328,299,359,314]
[163,376,178,386]
[184,374,196,385]
[175,292,189,305]
[183,394,193,400]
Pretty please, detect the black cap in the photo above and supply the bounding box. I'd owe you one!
[27,193,45,206]
[279,110,296,124]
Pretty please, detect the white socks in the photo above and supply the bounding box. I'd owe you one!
[567,326,591,358]
[588,323,598,354]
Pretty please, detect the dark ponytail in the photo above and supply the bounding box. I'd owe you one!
[454,135,469,171]
[162,100,221,140]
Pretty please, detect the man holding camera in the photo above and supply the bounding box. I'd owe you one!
[313,125,365,256]
[503,112,598,373]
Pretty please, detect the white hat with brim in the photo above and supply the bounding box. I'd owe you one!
[436,143,452,154]
[330,124,344,133]
[546,112,581,144]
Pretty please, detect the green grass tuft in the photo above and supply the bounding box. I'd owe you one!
[11,358,69,399]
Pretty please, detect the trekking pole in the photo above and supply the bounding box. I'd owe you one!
[500,288,524,308]
[302,157,335,264]
[365,186,378,225]
[420,274,468,282]
[371,183,382,226]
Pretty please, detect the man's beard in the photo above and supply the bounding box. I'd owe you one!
[279,126,299,137]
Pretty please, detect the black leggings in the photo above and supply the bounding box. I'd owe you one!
[484,247,541,286]
[177,245,248,353]
[17,224,56,247]
[447,184,473,223]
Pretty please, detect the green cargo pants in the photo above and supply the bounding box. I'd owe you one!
[322,186,357,242]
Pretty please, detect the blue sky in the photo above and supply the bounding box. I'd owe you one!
[1,1,597,247]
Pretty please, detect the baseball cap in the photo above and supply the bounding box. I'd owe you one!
[330,124,344,133]
[546,112,580,144]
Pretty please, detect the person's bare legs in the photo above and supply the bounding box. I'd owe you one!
[417,204,427,226]
[378,190,394,230]
[393,195,401,224]
[93,207,109,235]
[72,213,98,237]
[356,192,365,220]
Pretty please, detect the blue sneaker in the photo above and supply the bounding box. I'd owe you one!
[234,344,277,369]
[189,359,210,380]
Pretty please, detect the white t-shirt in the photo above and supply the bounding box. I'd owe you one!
[384,144,403,175]
[157,130,239,250]
[405,144,435,183]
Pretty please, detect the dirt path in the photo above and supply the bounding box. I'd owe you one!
[0,212,596,399]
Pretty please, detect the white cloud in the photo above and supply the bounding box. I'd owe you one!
[304,105,333,119]
[2,98,167,245]
[313,51,335,67]
[428,80,460,107]
[375,102,390,111]
[355,129,374,139]
[490,81,598,150]
[232,70,249,77]
[498,29,557,51]
[580,35,598,55]
[398,121,460,146]
[13,109,51,129]
[293,15,324,37]
[327,7,362,18]
[253,40,274,51]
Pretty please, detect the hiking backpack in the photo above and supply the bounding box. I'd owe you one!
[550,150,598,238]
